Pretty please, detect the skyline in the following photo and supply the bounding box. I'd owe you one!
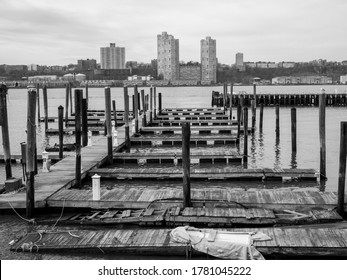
[1,0,347,65]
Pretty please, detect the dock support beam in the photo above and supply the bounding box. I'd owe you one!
[319,89,327,180]
[182,122,191,208]
[26,86,37,218]
[124,87,131,152]
[105,87,113,164]
[74,89,82,189]
[337,122,347,216]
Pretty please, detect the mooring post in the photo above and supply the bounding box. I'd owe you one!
[74,89,83,189]
[251,100,256,133]
[291,107,297,153]
[69,82,73,116]
[112,100,117,129]
[36,83,40,125]
[0,84,12,179]
[243,107,248,165]
[154,87,157,119]
[134,86,139,134]
[82,98,88,147]
[319,89,327,180]
[26,86,37,218]
[337,122,347,215]
[124,87,131,152]
[240,94,244,126]
[58,105,64,159]
[259,103,264,133]
[229,83,233,120]
[150,87,153,124]
[65,84,69,126]
[105,87,113,164]
[182,122,191,208]
[43,84,48,133]
[223,82,227,112]
[158,92,162,114]
[237,104,241,143]
[141,89,146,127]
[253,83,257,107]
[275,104,280,139]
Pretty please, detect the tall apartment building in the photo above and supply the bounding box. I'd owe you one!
[100,43,125,69]
[157,32,179,81]
[235,52,244,66]
[201,37,217,83]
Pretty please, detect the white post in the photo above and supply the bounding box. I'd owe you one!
[87,130,92,146]
[113,129,118,147]
[92,174,101,200]
[42,150,49,172]
[132,119,135,134]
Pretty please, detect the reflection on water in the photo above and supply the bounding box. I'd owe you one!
[274,137,281,169]
[291,152,297,169]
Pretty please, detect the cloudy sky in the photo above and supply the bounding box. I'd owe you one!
[1,0,346,66]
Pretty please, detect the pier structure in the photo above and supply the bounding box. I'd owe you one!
[1,86,347,259]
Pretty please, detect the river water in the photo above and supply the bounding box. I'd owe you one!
[1,84,347,191]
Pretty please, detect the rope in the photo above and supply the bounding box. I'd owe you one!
[51,199,65,229]
[7,201,35,224]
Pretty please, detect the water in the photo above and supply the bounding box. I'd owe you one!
[1,84,347,191]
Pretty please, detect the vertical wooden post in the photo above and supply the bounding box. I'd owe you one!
[105,87,113,164]
[154,87,157,119]
[337,122,347,215]
[251,100,256,133]
[0,84,12,179]
[253,83,257,107]
[58,106,64,159]
[26,86,37,218]
[240,94,244,125]
[223,83,227,111]
[112,100,117,129]
[291,108,297,153]
[65,84,69,126]
[229,83,233,120]
[150,87,153,124]
[74,89,82,189]
[243,107,248,165]
[134,86,139,134]
[259,103,264,133]
[81,98,88,147]
[43,84,48,132]
[158,92,162,114]
[36,83,40,125]
[85,82,89,109]
[124,87,130,152]
[237,104,241,143]
[69,82,73,115]
[141,89,146,127]
[275,104,280,139]
[319,89,326,180]
[182,122,191,208]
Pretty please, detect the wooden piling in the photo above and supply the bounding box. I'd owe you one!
[112,100,117,129]
[319,90,326,180]
[182,122,191,208]
[0,84,12,179]
[74,89,82,189]
[229,83,233,120]
[259,103,264,132]
[158,92,162,114]
[69,83,73,116]
[134,86,139,134]
[36,83,40,125]
[58,106,64,159]
[243,107,248,164]
[251,100,256,132]
[85,82,89,109]
[141,90,146,127]
[275,105,280,139]
[65,84,69,126]
[337,122,347,215]
[291,107,297,153]
[154,87,157,119]
[43,84,48,132]
[240,94,244,125]
[26,86,37,218]
[237,105,241,142]
[150,87,153,124]
[105,87,113,164]
[124,87,130,152]
[82,99,88,147]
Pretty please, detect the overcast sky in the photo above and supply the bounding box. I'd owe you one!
[1,0,346,66]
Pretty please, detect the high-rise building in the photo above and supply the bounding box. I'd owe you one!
[201,37,217,83]
[157,32,179,81]
[100,43,125,69]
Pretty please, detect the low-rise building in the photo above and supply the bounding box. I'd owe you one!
[340,75,347,84]
[272,75,332,84]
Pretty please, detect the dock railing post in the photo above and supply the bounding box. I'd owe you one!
[26,85,37,218]
[243,107,248,166]
[64,83,69,127]
[82,99,88,147]
[74,89,83,189]
[124,87,131,152]
[43,84,48,133]
[275,104,280,140]
[182,122,191,208]
[141,89,146,127]
[105,87,113,164]
[134,86,139,134]
[0,83,12,179]
[291,107,297,153]
[337,122,347,216]
[319,89,327,180]
[58,105,64,159]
